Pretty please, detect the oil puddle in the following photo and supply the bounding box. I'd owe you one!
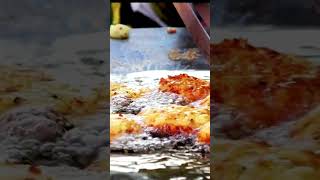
[111,153,210,180]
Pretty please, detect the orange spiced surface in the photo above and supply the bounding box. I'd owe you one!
[159,74,210,102]
[140,105,209,136]
[212,39,320,133]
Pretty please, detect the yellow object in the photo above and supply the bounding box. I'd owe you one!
[111,3,121,25]
[110,24,131,39]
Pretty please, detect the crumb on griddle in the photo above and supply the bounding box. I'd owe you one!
[167,27,177,34]
[168,48,200,61]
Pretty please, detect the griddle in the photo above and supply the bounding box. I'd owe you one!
[110,28,210,179]
[110,28,209,74]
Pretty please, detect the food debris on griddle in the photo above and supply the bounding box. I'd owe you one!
[168,48,200,61]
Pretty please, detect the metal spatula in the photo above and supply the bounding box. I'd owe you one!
[173,3,210,57]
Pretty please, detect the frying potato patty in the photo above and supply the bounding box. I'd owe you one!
[140,105,209,136]
[110,114,141,141]
[212,39,320,137]
[159,74,210,102]
[198,122,210,144]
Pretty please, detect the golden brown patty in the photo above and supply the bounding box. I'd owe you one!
[212,39,320,135]
[159,74,210,102]
[110,114,142,141]
[197,121,210,144]
[140,105,209,136]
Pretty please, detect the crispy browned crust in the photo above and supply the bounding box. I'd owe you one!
[110,74,210,143]
[197,122,210,144]
[140,105,209,136]
[212,39,320,135]
[110,114,142,141]
[159,74,210,102]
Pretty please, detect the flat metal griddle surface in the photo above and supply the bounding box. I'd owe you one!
[110,28,209,74]
[110,28,210,179]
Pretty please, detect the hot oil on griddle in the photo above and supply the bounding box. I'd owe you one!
[110,70,210,180]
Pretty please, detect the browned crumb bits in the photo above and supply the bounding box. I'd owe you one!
[168,48,200,61]
[167,27,177,34]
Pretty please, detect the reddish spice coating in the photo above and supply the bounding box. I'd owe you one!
[159,74,210,102]
[212,39,320,135]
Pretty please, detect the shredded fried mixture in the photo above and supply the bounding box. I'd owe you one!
[110,73,211,145]
[140,105,209,136]
[212,39,320,180]
[197,122,210,144]
[212,39,320,134]
[159,74,210,102]
[110,114,141,141]
[168,48,200,61]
